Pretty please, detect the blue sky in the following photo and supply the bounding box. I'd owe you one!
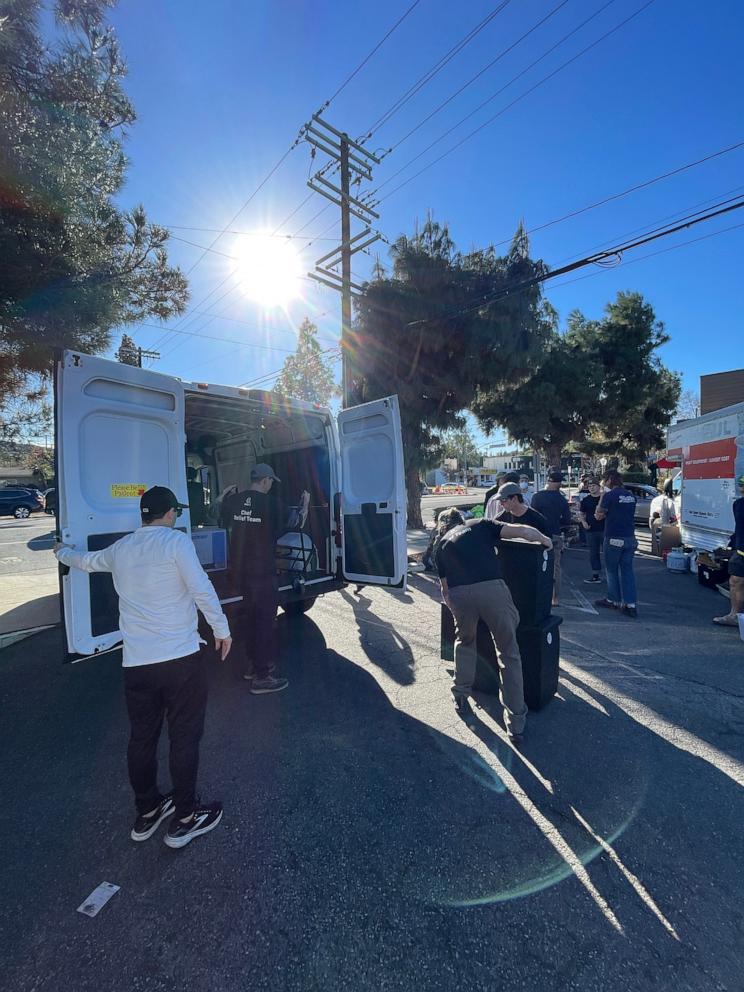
[100,0,743,444]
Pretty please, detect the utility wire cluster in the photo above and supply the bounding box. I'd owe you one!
[142,0,742,381]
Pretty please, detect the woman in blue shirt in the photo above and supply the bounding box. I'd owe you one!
[594,471,638,617]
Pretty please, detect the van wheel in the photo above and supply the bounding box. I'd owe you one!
[283,598,316,617]
[13,506,31,519]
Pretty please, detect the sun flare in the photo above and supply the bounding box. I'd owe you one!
[233,233,303,308]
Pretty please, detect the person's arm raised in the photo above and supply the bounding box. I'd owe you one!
[499,522,553,550]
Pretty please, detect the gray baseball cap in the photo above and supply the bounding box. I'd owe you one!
[250,462,281,482]
[497,482,521,500]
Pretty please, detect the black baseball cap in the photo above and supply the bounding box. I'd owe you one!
[548,470,564,482]
[140,486,188,518]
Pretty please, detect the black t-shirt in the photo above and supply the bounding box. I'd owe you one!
[530,489,572,536]
[220,489,288,583]
[435,519,505,589]
[580,494,605,532]
[498,506,551,537]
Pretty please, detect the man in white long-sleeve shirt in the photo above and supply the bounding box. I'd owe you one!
[55,486,232,850]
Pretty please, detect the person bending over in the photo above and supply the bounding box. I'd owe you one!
[435,508,552,743]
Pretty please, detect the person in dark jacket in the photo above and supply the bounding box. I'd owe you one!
[435,508,552,741]
[531,469,572,606]
[713,474,744,626]
[579,478,605,583]
[220,464,309,694]
[594,470,638,617]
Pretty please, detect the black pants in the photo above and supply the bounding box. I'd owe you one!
[241,579,279,679]
[123,651,207,820]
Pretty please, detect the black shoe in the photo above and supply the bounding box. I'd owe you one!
[164,802,223,849]
[453,694,471,717]
[595,598,618,610]
[131,793,174,842]
[508,732,525,747]
[621,605,638,618]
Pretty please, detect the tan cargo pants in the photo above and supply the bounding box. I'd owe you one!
[447,579,527,736]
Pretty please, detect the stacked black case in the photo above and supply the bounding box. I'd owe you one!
[440,540,561,711]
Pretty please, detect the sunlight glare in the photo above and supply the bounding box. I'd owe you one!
[233,233,303,308]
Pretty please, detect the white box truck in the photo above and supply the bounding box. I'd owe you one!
[666,400,744,553]
[55,350,407,660]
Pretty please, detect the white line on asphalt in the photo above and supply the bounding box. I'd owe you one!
[571,806,680,941]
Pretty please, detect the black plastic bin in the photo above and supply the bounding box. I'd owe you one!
[697,561,729,589]
[439,541,561,712]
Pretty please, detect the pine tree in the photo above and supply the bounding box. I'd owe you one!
[115,333,140,366]
[351,219,553,527]
[273,319,339,405]
[0,0,188,410]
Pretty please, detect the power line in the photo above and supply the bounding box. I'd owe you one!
[478,139,744,255]
[384,0,573,152]
[239,348,342,389]
[166,225,340,242]
[316,0,423,114]
[158,5,420,363]
[361,0,515,139]
[183,138,304,278]
[372,0,656,207]
[408,196,744,325]
[548,218,744,293]
[272,3,511,245]
[135,321,296,354]
[553,185,744,266]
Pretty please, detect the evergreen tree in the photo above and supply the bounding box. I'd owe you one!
[115,333,140,366]
[273,318,338,405]
[351,218,553,527]
[474,291,681,467]
[0,0,188,412]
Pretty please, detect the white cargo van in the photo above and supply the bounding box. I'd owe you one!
[55,350,407,660]
[665,400,744,553]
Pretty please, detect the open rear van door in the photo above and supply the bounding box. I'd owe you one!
[56,351,187,658]
[337,396,407,587]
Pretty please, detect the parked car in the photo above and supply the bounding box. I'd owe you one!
[623,483,658,524]
[0,486,46,519]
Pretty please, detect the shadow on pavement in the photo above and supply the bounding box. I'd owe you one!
[0,592,60,634]
[27,531,55,551]
[337,586,416,686]
[3,604,744,991]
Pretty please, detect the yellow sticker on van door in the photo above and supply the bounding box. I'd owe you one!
[111,484,147,498]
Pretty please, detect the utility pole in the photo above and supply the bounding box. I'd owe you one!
[136,347,160,368]
[303,115,381,407]
[340,136,352,406]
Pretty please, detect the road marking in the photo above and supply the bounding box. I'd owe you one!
[0,556,23,565]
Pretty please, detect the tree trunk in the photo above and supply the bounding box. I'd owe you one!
[406,463,423,529]
[546,444,563,467]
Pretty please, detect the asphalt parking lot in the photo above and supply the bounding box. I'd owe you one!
[2,539,744,991]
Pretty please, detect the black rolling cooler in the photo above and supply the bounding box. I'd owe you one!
[440,541,561,711]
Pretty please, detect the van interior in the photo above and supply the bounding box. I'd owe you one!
[183,390,336,594]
